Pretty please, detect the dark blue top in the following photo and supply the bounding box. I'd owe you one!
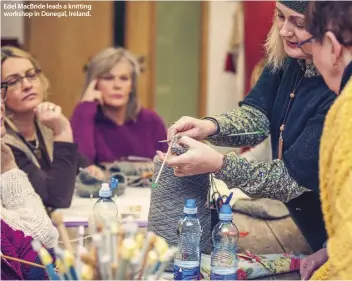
[241,58,337,251]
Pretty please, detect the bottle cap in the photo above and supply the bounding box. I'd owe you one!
[109,177,119,190]
[184,199,197,214]
[219,204,233,221]
[99,183,112,198]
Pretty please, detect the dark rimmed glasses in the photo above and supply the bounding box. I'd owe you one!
[297,36,315,55]
[3,68,42,91]
[1,82,8,102]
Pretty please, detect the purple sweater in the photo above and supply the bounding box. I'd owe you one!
[1,220,49,280]
[70,102,168,164]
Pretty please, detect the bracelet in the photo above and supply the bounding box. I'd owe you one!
[201,117,220,137]
[213,154,228,175]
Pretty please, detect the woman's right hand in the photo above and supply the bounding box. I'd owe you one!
[300,248,328,280]
[168,116,218,141]
[81,79,103,104]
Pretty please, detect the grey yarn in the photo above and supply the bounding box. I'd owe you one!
[147,144,211,271]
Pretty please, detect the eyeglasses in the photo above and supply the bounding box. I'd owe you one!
[297,36,315,55]
[1,82,8,102]
[3,68,42,91]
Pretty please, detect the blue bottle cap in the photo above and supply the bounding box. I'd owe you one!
[184,199,197,214]
[219,204,233,221]
[109,177,119,190]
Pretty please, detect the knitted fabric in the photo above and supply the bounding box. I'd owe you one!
[278,1,309,14]
[1,220,49,280]
[312,77,352,279]
[0,169,59,248]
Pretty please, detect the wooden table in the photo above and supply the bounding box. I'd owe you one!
[234,213,312,280]
[63,208,312,280]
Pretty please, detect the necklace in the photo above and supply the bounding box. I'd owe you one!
[277,72,304,160]
[5,118,43,160]
[27,132,42,160]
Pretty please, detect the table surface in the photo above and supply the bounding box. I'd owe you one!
[234,213,312,280]
[58,187,151,226]
[60,187,312,280]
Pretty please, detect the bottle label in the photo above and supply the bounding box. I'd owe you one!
[210,272,237,280]
[174,264,200,280]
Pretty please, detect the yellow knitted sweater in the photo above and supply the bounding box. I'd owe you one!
[311,77,352,280]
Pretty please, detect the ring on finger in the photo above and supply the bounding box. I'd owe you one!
[173,165,180,172]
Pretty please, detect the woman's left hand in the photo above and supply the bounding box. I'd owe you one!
[300,248,328,280]
[156,136,224,177]
[35,102,71,137]
[83,165,106,180]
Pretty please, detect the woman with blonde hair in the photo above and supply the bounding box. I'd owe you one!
[1,81,58,250]
[159,1,336,252]
[1,46,99,211]
[71,47,167,164]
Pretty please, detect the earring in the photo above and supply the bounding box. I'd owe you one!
[334,64,338,68]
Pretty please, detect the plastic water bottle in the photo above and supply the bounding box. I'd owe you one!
[174,199,202,280]
[93,182,118,225]
[210,204,239,280]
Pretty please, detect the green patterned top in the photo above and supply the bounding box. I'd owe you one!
[206,105,309,202]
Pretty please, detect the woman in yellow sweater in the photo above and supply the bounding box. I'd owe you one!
[298,1,352,279]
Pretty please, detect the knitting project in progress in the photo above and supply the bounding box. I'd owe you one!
[147,144,211,271]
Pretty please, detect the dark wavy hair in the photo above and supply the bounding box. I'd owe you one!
[305,1,352,46]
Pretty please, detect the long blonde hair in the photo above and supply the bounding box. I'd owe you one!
[1,46,50,98]
[83,47,141,122]
[250,58,266,88]
[264,12,286,71]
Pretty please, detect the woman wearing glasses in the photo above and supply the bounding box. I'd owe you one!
[158,1,337,252]
[297,2,352,279]
[70,47,167,164]
[1,47,102,212]
[1,82,58,251]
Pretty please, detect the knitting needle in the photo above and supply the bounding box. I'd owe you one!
[31,240,61,280]
[56,258,68,280]
[110,222,119,278]
[148,247,179,280]
[75,226,85,276]
[80,264,95,280]
[140,250,158,279]
[158,131,264,142]
[54,247,70,280]
[92,234,104,280]
[1,254,46,269]
[116,238,136,280]
[63,250,79,280]
[152,136,176,188]
[51,211,74,254]
[129,232,146,278]
[136,232,157,280]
